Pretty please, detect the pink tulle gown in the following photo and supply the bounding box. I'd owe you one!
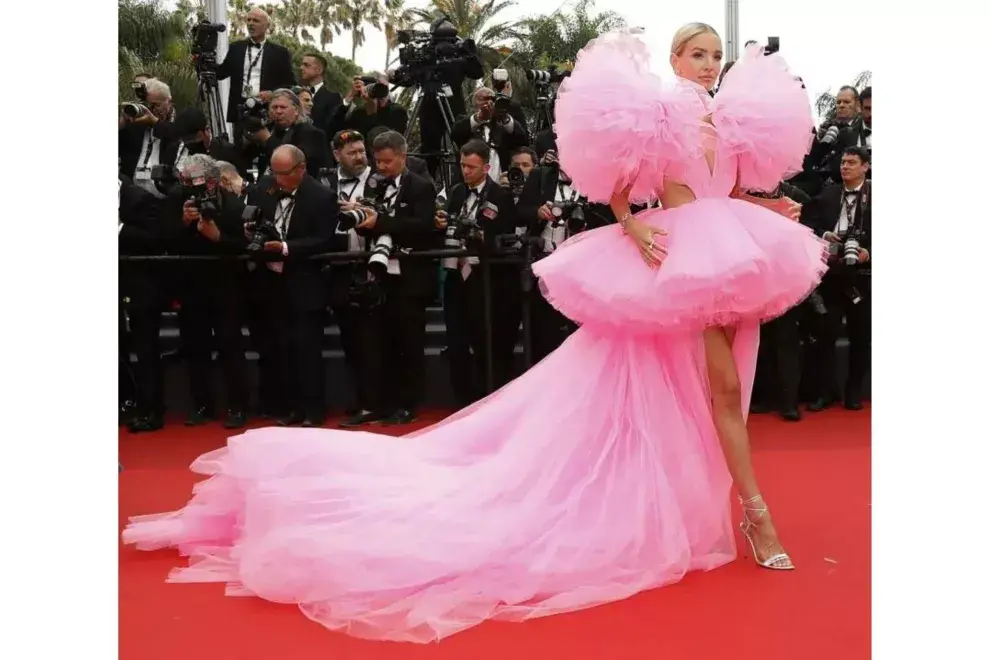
[122,32,826,643]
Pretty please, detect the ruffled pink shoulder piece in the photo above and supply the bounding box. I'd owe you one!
[554,29,706,204]
[711,45,814,192]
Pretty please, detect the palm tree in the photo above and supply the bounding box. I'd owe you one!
[314,0,346,49]
[338,0,384,63]
[814,70,871,122]
[118,0,198,105]
[381,0,417,69]
[226,0,254,38]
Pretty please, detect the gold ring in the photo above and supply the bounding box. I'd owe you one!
[647,238,655,251]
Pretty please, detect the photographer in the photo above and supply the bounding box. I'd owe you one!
[246,145,336,427]
[517,149,616,362]
[118,78,180,199]
[165,154,252,428]
[809,86,870,185]
[251,88,330,179]
[452,87,530,183]
[119,171,163,429]
[342,131,439,427]
[437,139,519,406]
[803,146,872,411]
[328,74,409,155]
[500,146,537,203]
[322,129,379,423]
[211,7,296,146]
[172,107,251,180]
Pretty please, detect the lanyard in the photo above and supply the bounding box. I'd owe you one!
[139,128,156,169]
[460,188,483,220]
[275,198,295,239]
[381,186,399,211]
[245,44,263,88]
[556,182,577,203]
[338,176,362,201]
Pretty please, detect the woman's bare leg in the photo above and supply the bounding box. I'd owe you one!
[703,326,793,569]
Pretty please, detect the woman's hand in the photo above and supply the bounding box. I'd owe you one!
[625,216,668,268]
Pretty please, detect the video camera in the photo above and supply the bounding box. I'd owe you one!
[389,16,479,88]
[764,36,779,56]
[191,20,226,72]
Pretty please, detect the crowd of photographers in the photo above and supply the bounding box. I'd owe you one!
[118,10,872,433]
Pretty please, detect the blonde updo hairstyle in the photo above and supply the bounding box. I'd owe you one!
[670,22,719,56]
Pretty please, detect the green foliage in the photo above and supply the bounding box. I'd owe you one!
[815,71,872,123]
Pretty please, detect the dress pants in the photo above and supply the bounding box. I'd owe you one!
[358,276,429,413]
[816,270,872,401]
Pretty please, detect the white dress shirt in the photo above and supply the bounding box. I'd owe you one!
[243,40,265,97]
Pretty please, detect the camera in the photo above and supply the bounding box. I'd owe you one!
[506,165,525,193]
[492,93,511,115]
[367,234,394,278]
[805,290,828,316]
[551,200,587,233]
[191,20,226,72]
[238,96,269,135]
[764,36,780,56]
[825,228,864,266]
[182,178,221,222]
[358,76,390,100]
[389,16,479,88]
[526,67,571,85]
[245,206,281,253]
[492,68,510,93]
[337,194,388,232]
[121,102,149,119]
[132,82,148,104]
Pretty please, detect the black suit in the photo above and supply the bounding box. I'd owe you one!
[517,166,615,363]
[246,175,336,419]
[357,170,441,414]
[217,40,296,123]
[804,181,872,404]
[441,178,520,405]
[451,113,530,181]
[309,85,343,139]
[257,122,330,179]
[118,121,181,189]
[119,176,163,411]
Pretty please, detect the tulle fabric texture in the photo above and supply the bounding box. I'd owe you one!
[553,28,705,204]
[712,45,815,192]
[533,198,827,335]
[123,328,738,643]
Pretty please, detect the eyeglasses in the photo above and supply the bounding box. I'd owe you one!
[271,163,302,176]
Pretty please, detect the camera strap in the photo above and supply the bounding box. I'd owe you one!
[244,43,264,95]
[138,128,157,171]
[274,198,296,239]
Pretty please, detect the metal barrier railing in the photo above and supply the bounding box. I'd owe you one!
[120,240,545,393]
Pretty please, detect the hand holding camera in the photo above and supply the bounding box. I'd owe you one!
[537,203,555,222]
[435,209,449,230]
[182,199,201,227]
[541,149,559,167]
[355,205,378,230]
[196,218,221,242]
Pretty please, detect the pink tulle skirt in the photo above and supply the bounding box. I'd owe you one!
[533,197,827,335]
[122,322,752,642]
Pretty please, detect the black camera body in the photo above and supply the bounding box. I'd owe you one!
[238,96,269,135]
[358,76,390,100]
[337,194,389,233]
[191,20,226,72]
[182,181,222,222]
[492,93,512,116]
[244,205,280,253]
[551,199,587,233]
[763,36,780,56]
[506,165,526,196]
[390,18,478,88]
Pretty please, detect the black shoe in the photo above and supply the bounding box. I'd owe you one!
[301,416,326,428]
[381,409,417,426]
[807,397,831,413]
[339,410,384,428]
[223,409,247,429]
[843,398,864,411]
[277,412,305,427]
[119,400,139,426]
[127,413,164,433]
[185,406,215,426]
[779,406,802,422]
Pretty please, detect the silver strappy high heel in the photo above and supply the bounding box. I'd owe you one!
[738,494,795,570]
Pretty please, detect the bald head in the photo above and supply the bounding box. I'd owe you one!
[246,8,270,40]
[273,144,305,170]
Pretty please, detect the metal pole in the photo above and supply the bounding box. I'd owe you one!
[725,0,740,62]
[206,0,232,138]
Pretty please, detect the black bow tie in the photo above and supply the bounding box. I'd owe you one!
[249,41,262,49]
[844,189,861,197]
[381,176,397,188]
[277,190,295,200]
[469,186,484,197]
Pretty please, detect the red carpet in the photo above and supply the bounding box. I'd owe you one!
[119,408,870,660]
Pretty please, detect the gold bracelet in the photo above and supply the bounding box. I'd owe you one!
[619,212,631,233]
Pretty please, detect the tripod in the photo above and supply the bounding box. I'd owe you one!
[531,86,556,139]
[195,67,229,142]
[405,81,458,191]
